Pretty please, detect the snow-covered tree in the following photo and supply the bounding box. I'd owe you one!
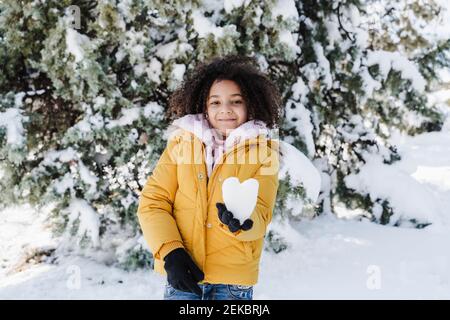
[276,0,449,230]
[1,0,448,267]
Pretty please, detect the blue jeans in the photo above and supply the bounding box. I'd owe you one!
[163,282,254,300]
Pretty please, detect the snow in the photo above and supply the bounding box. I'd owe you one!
[345,155,447,227]
[192,9,223,39]
[278,30,301,56]
[154,40,178,62]
[0,92,27,146]
[66,199,100,248]
[260,214,450,299]
[78,161,99,195]
[342,4,369,49]
[359,66,382,100]
[146,57,162,84]
[412,0,450,43]
[122,29,146,65]
[143,102,164,120]
[128,128,139,142]
[65,28,90,63]
[1,118,449,299]
[105,107,140,129]
[223,0,249,13]
[271,0,299,21]
[284,101,315,157]
[1,208,449,299]
[120,193,136,211]
[171,64,186,82]
[191,9,240,41]
[222,177,259,224]
[291,76,308,103]
[42,147,78,166]
[323,14,342,51]
[313,43,333,90]
[0,205,56,279]
[89,113,105,129]
[0,109,25,146]
[53,173,75,194]
[366,50,426,93]
[0,255,164,299]
[40,148,100,195]
[279,140,321,203]
[252,6,263,26]
[345,127,450,228]
[117,0,133,22]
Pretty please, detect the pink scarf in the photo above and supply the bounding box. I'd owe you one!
[165,113,269,177]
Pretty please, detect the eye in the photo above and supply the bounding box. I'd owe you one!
[210,101,220,105]
[232,100,243,104]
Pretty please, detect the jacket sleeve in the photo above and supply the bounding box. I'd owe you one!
[218,143,280,242]
[137,138,185,260]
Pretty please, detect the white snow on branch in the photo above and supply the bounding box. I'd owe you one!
[192,9,222,38]
[65,28,91,63]
[66,198,100,248]
[105,107,140,129]
[155,41,177,61]
[53,172,75,194]
[145,58,162,83]
[313,43,333,89]
[291,76,309,103]
[323,14,343,51]
[284,101,315,158]
[272,0,299,21]
[359,66,382,100]
[344,154,447,226]
[156,41,193,63]
[171,64,186,82]
[279,140,321,203]
[143,102,164,120]
[279,30,301,56]
[0,92,27,146]
[191,9,239,40]
[224,0,250,13]
[366,50,426,93]
[78,161,99,195]
[42,147,78,166]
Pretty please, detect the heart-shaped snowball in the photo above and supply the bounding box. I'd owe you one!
[222,177,259,224]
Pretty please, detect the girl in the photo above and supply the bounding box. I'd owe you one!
[137,54,282,300]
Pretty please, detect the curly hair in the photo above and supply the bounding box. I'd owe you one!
[166,54,282,128]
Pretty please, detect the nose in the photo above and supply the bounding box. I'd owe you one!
[219,103,233,114]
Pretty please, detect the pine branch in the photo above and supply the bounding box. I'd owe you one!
[336,3,355,42]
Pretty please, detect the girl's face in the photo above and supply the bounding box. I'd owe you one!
[206,79,248,138]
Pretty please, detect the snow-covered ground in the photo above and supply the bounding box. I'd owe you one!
[1,125,449,299]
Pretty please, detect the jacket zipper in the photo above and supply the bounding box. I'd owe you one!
[193,133,265,209]
[194,134,263,272]
[205,143,252,208]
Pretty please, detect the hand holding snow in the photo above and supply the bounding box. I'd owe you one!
[222,177,259,224]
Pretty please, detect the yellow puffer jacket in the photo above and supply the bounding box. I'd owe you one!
[137,129,279,286]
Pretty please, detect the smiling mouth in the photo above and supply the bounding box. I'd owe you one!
[218,119,236,121]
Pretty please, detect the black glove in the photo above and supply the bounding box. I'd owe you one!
[216,202,254,233]
[163,248,204,296]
